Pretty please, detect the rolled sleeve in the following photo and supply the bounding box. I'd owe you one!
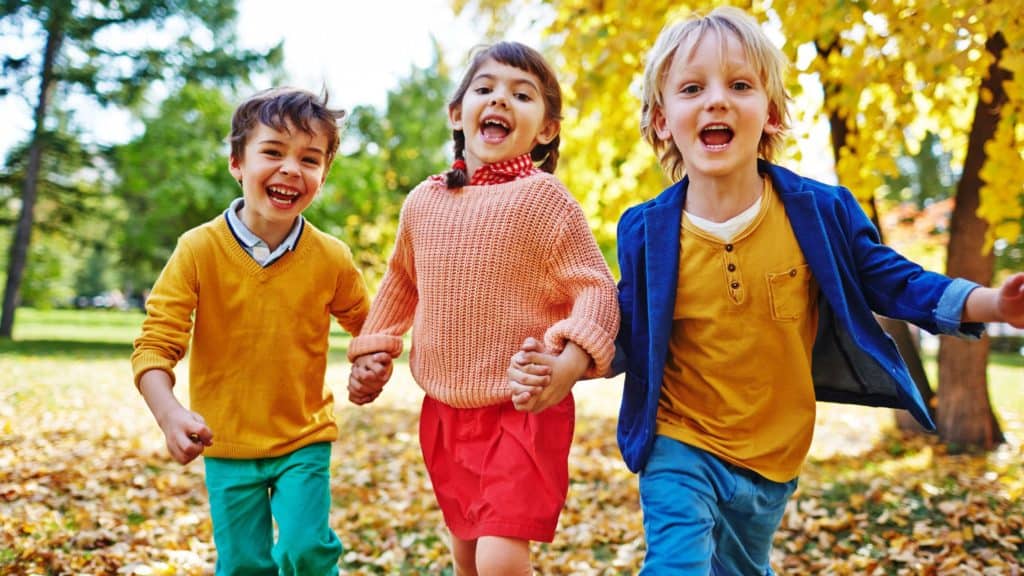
[934,277,985,338]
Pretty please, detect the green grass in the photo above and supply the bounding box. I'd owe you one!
[12,307,143,340]
[1,307,354,360]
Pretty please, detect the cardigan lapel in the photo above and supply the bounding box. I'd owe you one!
[643,180,686,360]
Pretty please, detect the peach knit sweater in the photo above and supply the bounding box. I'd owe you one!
[348,172,619,408]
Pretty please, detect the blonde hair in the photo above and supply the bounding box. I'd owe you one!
[639,6,791,182]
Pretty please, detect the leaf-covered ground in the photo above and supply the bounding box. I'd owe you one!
[2,351,1023,575]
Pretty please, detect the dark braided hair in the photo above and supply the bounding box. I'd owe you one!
[445,42,563,189]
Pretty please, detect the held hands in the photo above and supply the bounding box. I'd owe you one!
[158,406,213,465]
[348,351,394,405]
[508,337,589,413]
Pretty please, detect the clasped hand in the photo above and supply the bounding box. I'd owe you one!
[507,338,589,413]
[348,352,394,405]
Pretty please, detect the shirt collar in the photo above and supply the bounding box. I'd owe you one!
[224,197,303,251]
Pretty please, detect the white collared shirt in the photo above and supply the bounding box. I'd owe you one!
[223,197,304,267]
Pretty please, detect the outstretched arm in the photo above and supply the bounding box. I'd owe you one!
[963,272,1024,327]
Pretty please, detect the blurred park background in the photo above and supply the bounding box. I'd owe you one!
[1,0,1023,573]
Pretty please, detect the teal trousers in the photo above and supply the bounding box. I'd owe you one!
[204,442,341,575]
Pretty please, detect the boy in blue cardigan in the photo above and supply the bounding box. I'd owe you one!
[509,6,1024,574]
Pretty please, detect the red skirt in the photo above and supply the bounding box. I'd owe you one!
[419,394,575,542]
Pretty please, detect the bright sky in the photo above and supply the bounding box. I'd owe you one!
[235,0,485,110]
[0,1,538,157]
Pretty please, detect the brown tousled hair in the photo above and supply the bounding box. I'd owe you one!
[229,87,346,168]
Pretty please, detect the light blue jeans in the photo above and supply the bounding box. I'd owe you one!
[204,442,341,576]
[638,435,798,575]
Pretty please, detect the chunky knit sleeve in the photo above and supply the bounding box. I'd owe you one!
[347,199,419,361]
[131,234,200,388]
[541,186,620,378]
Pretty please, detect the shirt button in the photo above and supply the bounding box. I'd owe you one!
[789,269,797,277]
[731,282,740,289]
[728,264,736,272]
[725,244,734,252]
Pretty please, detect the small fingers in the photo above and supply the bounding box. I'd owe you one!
[512,394,537,412]
[348,393,374,406]
[520,336,545,352]
[509,366,551,388]
[186,417,213,446]
[348,381,382,405]
[171,437,205,465]
[509,380,542,396]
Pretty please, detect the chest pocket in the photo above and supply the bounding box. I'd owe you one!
[766,264,812,321]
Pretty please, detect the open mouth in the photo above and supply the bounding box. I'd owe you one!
[267,186,300,207]
[700,124,734,149]
[481,117,511,142]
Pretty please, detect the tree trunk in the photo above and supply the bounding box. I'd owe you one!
[0,10,65,338]
[817,58,935,431]
[936,32,1008,451]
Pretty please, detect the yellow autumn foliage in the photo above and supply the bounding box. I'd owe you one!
[456,0,1024,254]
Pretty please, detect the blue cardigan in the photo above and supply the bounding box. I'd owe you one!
[614,161,983,473]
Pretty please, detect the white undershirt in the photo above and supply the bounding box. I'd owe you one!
[685,196,763,241]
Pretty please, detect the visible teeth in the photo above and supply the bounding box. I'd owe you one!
[702,124,730,132]
[268,186,298,197]
[483,118,510,129]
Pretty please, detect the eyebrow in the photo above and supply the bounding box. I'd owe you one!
[471,72,541,93]
[256,137,327,156]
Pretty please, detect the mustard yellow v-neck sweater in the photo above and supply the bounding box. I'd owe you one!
[131,216,370,458]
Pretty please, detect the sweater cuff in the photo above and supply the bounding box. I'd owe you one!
[347,334,404,362]
[132,352,178,389]
[935,277,985,338]
[544,319,616,378]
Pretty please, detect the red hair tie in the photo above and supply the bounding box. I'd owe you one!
[452,159,467,171]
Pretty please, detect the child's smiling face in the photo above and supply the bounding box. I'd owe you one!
[229,120,328,233]
[449,58,559,176]
[653,29,779,182]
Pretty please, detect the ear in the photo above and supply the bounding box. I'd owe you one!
[652,107,672,141]
[536,119,560,145]
[763,106,782,136]
[448,105,463,131]
[228,155,243,181]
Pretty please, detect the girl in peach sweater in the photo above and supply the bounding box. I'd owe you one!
[346,41,619,575]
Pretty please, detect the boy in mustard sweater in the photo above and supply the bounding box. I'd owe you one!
[131,87,391,575]
[510,7,1024,574]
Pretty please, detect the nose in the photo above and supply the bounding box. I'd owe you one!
[279,157,299,175]
[489,91,508,108]
[705,84,728,110]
